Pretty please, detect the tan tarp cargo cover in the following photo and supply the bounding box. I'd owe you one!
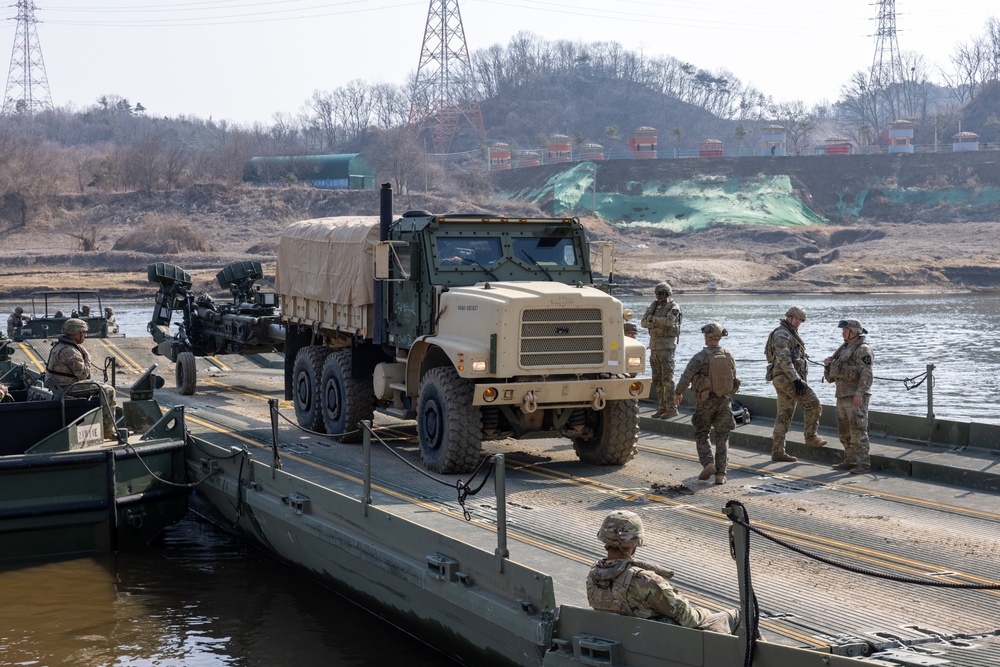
[276,217,380,307]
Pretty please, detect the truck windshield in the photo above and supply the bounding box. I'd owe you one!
[511,237,578,267]
[436,237,503,266]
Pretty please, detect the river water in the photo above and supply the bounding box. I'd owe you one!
[4,291,998,667]
[104,291,1000,424]
[0,516,452,667]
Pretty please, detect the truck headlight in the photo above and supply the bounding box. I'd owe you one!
[629,381,643,396]
[472,360,487,372]
[627,356,643,370]
[482,387,498,402]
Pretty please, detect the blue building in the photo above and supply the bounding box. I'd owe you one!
[243,153,375,190]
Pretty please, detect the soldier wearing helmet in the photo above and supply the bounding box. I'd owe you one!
[586,510,740,633]
[673,323,740,484]
[6,306,29,338]
[641,282,682,418]
[44,318,119,440]
[764,307,827,461]
[824,319,874,474]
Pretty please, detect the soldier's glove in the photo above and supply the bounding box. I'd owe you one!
[794,379,807,396]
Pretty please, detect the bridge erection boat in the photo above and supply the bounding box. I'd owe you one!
[0,336,189,563]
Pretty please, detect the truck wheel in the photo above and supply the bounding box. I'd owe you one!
[321,350,376,443]
[417,367,482,474]
[572,399,639,466]
[293,346,329,433]
[176,351,197,396]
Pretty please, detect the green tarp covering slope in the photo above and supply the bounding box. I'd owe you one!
[494,162,827,231]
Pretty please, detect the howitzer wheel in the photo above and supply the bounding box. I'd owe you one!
[320,350,375,443]
[417,367,482,474]
[572,399,639,466]
[176,351,197,396]
[293,346,329,433]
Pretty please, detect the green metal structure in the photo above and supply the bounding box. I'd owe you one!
[243,153,375,190]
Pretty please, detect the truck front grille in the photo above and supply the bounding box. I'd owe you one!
[520,308,604,367]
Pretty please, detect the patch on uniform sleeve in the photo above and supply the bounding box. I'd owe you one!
[862,355,872,365]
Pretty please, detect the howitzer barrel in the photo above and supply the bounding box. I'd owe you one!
[265,323,285,341]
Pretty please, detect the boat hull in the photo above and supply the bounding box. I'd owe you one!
[0,439,189,563]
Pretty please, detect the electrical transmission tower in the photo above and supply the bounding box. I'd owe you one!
[407,0,485,155]
[3,0,53,116]
[869,0,904,92]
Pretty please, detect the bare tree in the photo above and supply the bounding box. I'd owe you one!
[0,137,63,228]
[770,101,817,155]
[367,127,431,195]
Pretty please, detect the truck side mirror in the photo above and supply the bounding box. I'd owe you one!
[375,242,391,279]
[374,241,414,281]
[594,241,614,276]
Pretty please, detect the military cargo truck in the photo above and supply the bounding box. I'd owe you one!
[277,184,647,473]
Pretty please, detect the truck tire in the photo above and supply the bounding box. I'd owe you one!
[572,399,639,466]
[176,351,197,396]
[321,350,376,443]
[293,346,329,433]
[417,367,483,474]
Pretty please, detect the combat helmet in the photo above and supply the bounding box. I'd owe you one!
[654,282,672,296]
[700,322,728,339]
[838,318,868,335]
[62,318,88,335]
[623,322,638,334]
[597,510,645,548]
[785,306,807,321]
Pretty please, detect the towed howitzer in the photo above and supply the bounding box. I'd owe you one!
[147,261,285,395]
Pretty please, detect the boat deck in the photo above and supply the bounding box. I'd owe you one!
[10,337,1000,665]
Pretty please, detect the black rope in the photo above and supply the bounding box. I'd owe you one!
[801,354,930,391]
[728,504,1000,590]
[124,435,218,489]
[101,357,115,383]
[724,500,759,667]
[270,403,497,522]
[361,422,496,521]
[273,406,364,440]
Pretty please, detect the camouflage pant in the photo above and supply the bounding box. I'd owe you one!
[772,377,821,448]
[692,393,736,473]
[836,395,870,465]
[649,345,676,409]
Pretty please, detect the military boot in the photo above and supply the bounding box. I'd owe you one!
[831,459,858,470]
[715,473,727,485]
[660,406,678,418]
[849,462,872,475]
[805,435,828,448]
[651,408,666,418]
[771,439,797,462]
[698,462,716,480]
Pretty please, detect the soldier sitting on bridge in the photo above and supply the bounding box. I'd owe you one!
[587,511,741,634]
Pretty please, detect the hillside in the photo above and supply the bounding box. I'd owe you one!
[496,150,1000,291]
[2,150,1000,300]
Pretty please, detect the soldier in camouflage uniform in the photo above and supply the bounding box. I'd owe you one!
[765,306,827,462]
[824,319,874,474]
[673,323,740,485]
[586,510,739,633]
[45,318,119,439]
[641,282,682,418]
[6,306,28,338]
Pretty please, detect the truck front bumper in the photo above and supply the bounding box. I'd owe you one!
[470,377,649,409]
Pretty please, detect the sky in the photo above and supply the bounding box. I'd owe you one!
[3,0,997,125]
